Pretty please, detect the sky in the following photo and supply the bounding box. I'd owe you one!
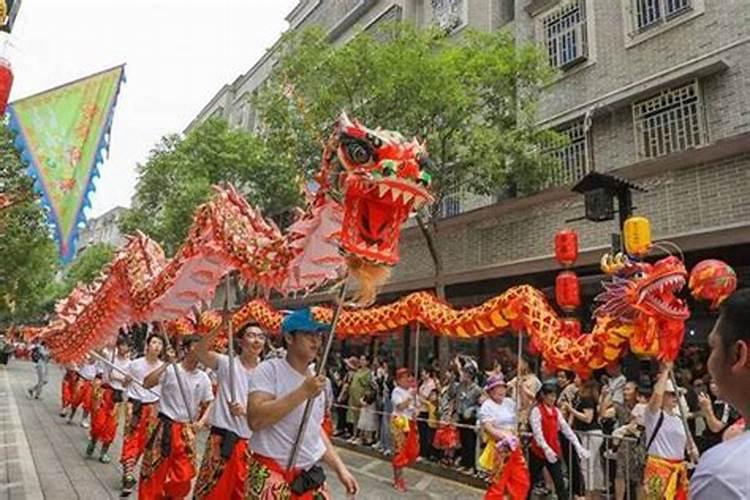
[9,0,299,217]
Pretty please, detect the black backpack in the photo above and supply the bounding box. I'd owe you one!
[31,347,41,363]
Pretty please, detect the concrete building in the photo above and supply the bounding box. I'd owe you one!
[77,206,127,255]
[188,1,750,365]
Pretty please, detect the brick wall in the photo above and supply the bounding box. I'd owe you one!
[389,152,750,285]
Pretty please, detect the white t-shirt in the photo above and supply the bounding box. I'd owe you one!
[248,358,326,470]
[644,407,686,460]
[78,362,97,381]
[209,354,255,439]
[479,398,517,431]
[391,386,416,418]
[107,355,131,391]
[158,364,213,423]
[126,357,163,404]
[690,431,750,499]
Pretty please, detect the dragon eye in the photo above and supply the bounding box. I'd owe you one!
[633,271,646,280]
[417,171,432,187]
[382,160,397,176]
[345,140,373,165]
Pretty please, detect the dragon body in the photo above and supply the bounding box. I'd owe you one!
[170,254,690,374]
[44,114,433,362]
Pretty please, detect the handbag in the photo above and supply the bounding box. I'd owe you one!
[289,465,326,495]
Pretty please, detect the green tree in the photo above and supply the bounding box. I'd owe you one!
[256,24,560,364]
[121,118,302,254]
[61,243,115,295]
[0,124,61,326]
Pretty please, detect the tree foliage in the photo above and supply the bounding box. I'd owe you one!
[61,243,115,295]
[121,118,302,255]
[0,124,61,326]
[255,24,560,211]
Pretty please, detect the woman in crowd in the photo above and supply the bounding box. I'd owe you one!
[417,367,438,461]
[560,376,601,499]
[697,378,742,453]
[455,359,482,474]
[433,369,460,466]
[477,374,529,499]
[529,382,589,500]
[642,362,697,500]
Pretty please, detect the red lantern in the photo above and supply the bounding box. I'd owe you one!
[560,318,581,338]
[555,229,579,266]
[556,271,581,311]
[0,58,12,115]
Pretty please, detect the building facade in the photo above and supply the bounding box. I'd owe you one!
[188,1,750,365]
[77,206,127,255]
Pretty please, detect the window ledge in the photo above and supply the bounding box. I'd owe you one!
[624,6,704,49]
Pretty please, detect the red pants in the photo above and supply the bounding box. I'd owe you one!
[71,379,94,414]
[484,447,530,500]
[90,385,119,445]
[61,370,78,409]
[246,453,331,500]
[138,418,196,499]
[194,431,248,500]
[392,418,420,469]
[120,401,157,477]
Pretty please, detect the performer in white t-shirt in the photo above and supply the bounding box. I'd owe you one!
[87,337,131,463]
[194,321,265,500]
[390,367,419,492]
[138,335,214,499]
[119,334,164,496]
[246,308,358,498]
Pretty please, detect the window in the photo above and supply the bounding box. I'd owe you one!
[633,0,692,32]
[431,0,467,33]
[633,80,706,160]
[544,120,590,185]
[437,187,462,218]
[542,0,587,70]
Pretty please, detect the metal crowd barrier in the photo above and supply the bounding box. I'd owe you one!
[330,402,641,499]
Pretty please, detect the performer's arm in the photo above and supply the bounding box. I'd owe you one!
[195,324,223,371]
[649,362,671,414]
[246,375,325,431]
[557,408,585,451]
[143,363,169,389]
[321,432,359,495]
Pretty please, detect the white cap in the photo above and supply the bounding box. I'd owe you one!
[664,379,677,393]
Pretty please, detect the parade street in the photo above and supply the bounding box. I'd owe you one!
[1,361,484,500]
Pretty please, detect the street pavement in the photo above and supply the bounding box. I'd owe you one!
[2,360,484,499]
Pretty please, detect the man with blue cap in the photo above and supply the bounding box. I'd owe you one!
[245,308,359,498]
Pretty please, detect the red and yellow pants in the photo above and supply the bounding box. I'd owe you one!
[138,416,196,500]
[643,455,688,500]
[90,385,119,445]
[71,378,94,414]
[193,430,248,500]
[61,370,78,409]
[120,400,157,478]
[391,417,420,469]
[246,453,331,500]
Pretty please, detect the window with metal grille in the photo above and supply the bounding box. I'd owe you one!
[542,1,587,70]
[633,80,706,160]
[633,0,692,31]
[437,188,462,218]
[544,120,589,186]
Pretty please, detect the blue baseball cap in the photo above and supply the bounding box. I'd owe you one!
[281,308,331,335]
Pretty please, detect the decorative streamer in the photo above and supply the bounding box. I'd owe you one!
[7,65,125,262]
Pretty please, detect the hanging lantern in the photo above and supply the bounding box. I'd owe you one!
[554,229,579,266]
[560,318,581,338]
[689,259,737,309]
[555,271,581,312]
[0,57,12,115]
[623,216,651,256]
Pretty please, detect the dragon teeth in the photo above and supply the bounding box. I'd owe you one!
[378,184,390,198]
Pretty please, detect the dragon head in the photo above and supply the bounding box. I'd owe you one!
[331,113,433,266]
[595,254,689,322]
